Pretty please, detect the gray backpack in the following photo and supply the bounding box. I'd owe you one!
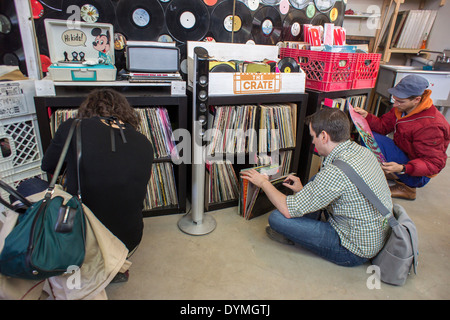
[334,160,419,286]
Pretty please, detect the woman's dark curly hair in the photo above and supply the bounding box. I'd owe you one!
[77,88,140,129]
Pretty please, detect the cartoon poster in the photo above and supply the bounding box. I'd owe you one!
[348,104,386,164]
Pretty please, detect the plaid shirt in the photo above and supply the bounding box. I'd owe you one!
[286,140,393,258]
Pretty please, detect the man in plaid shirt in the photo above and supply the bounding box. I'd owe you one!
[241,108,392,266]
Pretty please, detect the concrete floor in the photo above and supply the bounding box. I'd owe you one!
[106,159,450,300]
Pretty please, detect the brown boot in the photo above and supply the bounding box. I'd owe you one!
[389,181,416,200]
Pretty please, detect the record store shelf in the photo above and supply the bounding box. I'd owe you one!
[204,92,308,212]
[34,84,187,217]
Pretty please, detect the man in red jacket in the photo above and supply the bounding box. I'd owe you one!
[354,75,450,200]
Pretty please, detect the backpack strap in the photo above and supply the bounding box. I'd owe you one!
[333,160,398,228]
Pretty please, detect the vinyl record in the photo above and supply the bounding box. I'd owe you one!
[279,0,290,15]
[30,0,45,19]
[0,1,22,52]
[39,1,64,11]
[203,0,218,6]
[260,0,281,5]
[210,0,252,43]
[310,12,330,26]
[61,0,115,23]
[165,0,210,43]
[210,63,236,72]
[34,10,63,57]
[281,9,309,41]
[278,57,299,73]
[116,0,164,41]
[289,0,311,10]
[1,48,27,76]
[332,0,345,27]
[252,6,282,45]
[238,0,260,11]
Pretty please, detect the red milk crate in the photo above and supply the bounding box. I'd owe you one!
[352,53,381,89]
[280,48,356,92]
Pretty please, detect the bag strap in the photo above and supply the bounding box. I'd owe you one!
[75,119,82,201]
[46,119,81,199]
[333,160,398,228]
[0,180,33,211]
[0,120,82,212]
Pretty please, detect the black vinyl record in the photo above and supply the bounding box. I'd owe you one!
[281,9,309,41]
[289,0,312,10]
[39,1,63,11]
[252,6,282,45]
[34,10,63,57]
[61,0,115,24]
[332,0,345,27]
[165,0,210,43]
[210,0,252,43]
[310,12,330,26]
[314,0,336,12]
[210,63,236,72]
[0,1,22,52]
[278,57,299,73]
[260,0,282,4]
[116,0,164,41]
[1,48,27,76]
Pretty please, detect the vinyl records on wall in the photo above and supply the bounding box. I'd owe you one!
[203,0,218,6]
[281,9,309,41]
[165,0,210,43]
[260,0,281,5]
[238,0,260,11]
[30,0,45,19]
[61,0,115,23]
[210,0,252,43]
[289,0,311,10]
[34,10,63,57]
[116,0,164,41]
[0,1,21,52]
[331,0,346,27]
[279,0,290,15]
[38,0,64,11]
[1,48,27,76]
[251,6,282,45]
[310,12,330,26]
[314,0,336,12]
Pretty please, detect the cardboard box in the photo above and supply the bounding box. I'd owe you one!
[187,41,305,96]
[44,19,116,82]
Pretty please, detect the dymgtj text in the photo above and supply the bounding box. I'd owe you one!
[180,304,270,317]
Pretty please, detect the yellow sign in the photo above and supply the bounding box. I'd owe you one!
[233,73,281,94]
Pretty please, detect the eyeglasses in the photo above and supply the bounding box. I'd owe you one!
[392,98,410,105]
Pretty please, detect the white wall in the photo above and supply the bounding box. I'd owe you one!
[343,0,450,64]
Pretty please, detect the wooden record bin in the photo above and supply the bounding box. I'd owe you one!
[34,84,187,217]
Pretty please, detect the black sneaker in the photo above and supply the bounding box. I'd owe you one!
[265,226,295,245]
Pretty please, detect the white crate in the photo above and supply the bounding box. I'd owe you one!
[0,80,37,119]
[0,114,44,177]
[187,41,305,96]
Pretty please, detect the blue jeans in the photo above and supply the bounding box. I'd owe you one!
[370,132,430,188]
[268,210,368,267]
